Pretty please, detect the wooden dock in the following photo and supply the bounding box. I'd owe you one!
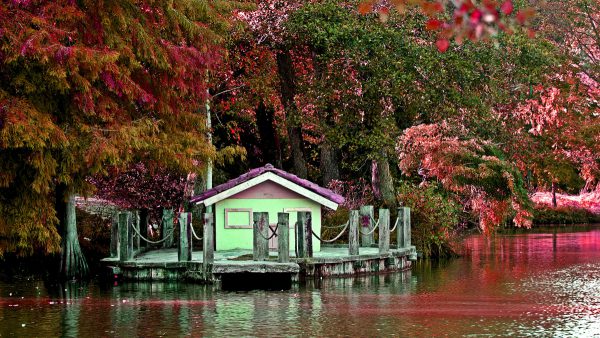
[101,206,416,288]
[102,246,416,285]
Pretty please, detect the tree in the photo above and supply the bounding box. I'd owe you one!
[0,1,241,278]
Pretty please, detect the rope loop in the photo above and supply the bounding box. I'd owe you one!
[130,220,174,244]
[312,221,349,243]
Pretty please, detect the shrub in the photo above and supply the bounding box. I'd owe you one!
[397,182,462,258]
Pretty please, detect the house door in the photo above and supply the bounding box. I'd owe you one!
[268,223,278,251]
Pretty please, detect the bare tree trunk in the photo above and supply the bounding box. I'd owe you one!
[256,100,281,167]
[277,50,307,178]
[377,157,396,207]
[320,141,340,187]
[551,181,557,208]
[57,187,88,279]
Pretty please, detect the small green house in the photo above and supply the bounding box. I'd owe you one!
[190,164,344,252]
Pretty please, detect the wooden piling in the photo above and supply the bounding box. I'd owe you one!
[378,209,390,254]
[348,210,359,256]
[278,213,290,263]
[297,212,312,258]
[360,205,374,247]
[162,209,174,249]
[203,213,214,265]
[110,215,119,258]
[134,211,141,252]
[139,209,149,249]
[178,212,192,262]
[397,207,411,249]
[119,212,133,261]
[253,212,269,261]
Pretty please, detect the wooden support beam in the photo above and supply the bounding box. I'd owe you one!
[253,212,269,261]
[178,212,192,262]
[397,207,411,249]
[378,209,390,254]
[119,212,133,261]
[134,211,140,252]
[110,215,119,258]
[297,211,313,258]
[162,209,174,249]
[278,212,290,263]
[348,210,359,255]
[203,213,214,265]
[360,205,374,247]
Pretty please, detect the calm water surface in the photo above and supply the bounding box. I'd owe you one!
[2,226,600,337]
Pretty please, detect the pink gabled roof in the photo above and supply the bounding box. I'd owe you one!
[190,164,345,205]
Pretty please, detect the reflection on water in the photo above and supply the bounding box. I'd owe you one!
[1,225,600,336]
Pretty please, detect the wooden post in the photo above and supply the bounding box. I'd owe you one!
[162,209,174,249]
[203,213,214,265]
[348,210,359,255]
[253,212,269,261]
[139,208,149,249]
[378,209,390,254]
[277,213,289,263]
[300,211,313,258]
[397,207,411,249]
[297,212,312,258]
[119,212,133,261]
[110,215,119,258]
[134,211,140,252]
[360,205,374,247]
[178,212,192,262]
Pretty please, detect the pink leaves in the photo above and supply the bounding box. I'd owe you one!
[436,39,450,52]
[500,1,513,15]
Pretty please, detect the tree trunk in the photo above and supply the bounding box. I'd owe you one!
[256,100,281,167]
[277,50,307,178]
[320,141,340,187]
[376,157,396,208]
[57,187,89,279]
[551,181,557,208]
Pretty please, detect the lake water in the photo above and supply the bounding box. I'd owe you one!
[2,225,600,337]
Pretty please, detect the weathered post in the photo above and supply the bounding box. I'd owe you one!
[119,212,133,261]
[134,211,141,252]
[203,213,214,265]
[178,212,192,262]
[360,205,374,247]
[302,212,313,258]
[278,212,290,263]
[253,212,269,261]
[139,209,149,250]
[110,215,119,258]
[397,207,411,249]
[348,210,360,255]
[162,209,174,249]
[378,209,390,254]
[297,212,313,258]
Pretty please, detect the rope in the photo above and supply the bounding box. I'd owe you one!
[254,221,279,241]
[321,221,349,229]
[130,221,174,244]
[190,224,202,241]
[359,216,380,236]
[311,221,349,243]
[389,216,400,233]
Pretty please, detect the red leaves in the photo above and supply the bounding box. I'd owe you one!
[500,1,513,15]
[358,1,374,14]
[426,19,443,31]
[421,2,444,16]
[436,39,450,52]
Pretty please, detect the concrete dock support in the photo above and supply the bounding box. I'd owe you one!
[203,213,214,265]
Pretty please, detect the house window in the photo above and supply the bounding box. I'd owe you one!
[224,208,252,229]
